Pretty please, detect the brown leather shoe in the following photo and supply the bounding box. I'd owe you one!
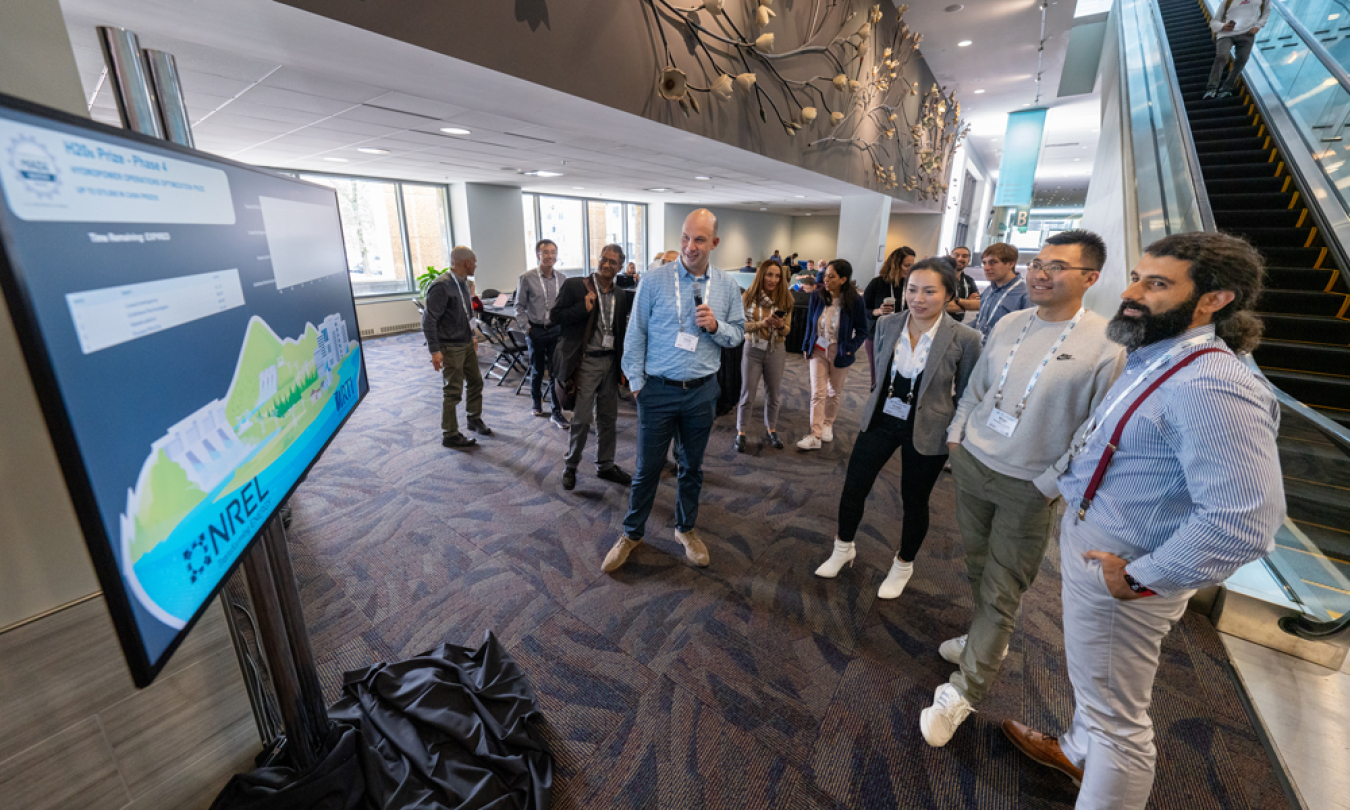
[1001,719,1083,787]
[602,535,641,573]
[674,528,710,567]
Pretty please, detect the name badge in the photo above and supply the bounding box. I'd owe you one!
[675,331,699,352]
[883,397,912,420]
[601,334,615,349]
[987,407,1019,438]
[815,334,830,353]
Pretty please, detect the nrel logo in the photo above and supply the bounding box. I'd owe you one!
[7,135,60,199]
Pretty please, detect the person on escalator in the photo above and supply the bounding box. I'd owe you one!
[1204,0,1270,99]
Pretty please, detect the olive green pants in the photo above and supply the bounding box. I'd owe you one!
[440,342,483,437]
[948,443,1057,703]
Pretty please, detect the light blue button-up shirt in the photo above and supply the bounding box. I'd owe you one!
[622,259,745,392]
[1058,325,1285,595]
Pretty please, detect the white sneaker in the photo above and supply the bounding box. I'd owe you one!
[920,683,974,747]
[796,435,822,451]
[939,634,968,665]
[814,538,856,578]
[939,634,1009,666]
[877,557,914,599]
[821,425,834,443]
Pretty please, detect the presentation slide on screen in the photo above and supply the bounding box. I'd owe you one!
[0,102,367,677]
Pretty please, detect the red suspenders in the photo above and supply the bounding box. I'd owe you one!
[1076,348,1226,521]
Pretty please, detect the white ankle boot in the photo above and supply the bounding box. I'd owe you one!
[877,557,914,599]
[814,538,856,578]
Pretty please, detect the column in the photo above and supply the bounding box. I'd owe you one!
[836,191,892,284]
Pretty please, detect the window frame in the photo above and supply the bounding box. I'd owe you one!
[522,191,646,274]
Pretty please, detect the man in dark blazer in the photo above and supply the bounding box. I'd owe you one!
[550,243,634,491]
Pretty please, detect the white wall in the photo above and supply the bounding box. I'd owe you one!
[455,182,529,296]
[0,0,100,628]
[1080,4,1131,319]
[790,215,839,263]
[662,204,794,269]
[886,213,944,259]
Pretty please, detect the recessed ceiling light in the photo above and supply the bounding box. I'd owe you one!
[572,186,586,190]
[357,147,390,155]
[323,157,349,162]
[439,127,471,135]
[695,175,711,180]
[974,89,985,94]
[647,187,669,192]
[525,170,564,177]
[759,207,767,210]
[795,194,806,198]
[958,40,973,47]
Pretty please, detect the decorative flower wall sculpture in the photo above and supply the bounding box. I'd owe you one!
[640,0,968,201]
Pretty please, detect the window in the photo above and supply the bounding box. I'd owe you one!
[625,203,646,272]
[296,173,454,297]
[401,184,452,276]
[537,196,586,271]
[521,193,647,273]
[587,201,624,268]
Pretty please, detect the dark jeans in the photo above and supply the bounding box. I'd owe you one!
[623,377,719,538]
[1208,32,1255,92]
[837,410,947,562]
[527,324,562,415]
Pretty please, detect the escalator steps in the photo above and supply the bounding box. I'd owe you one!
[1156,0,1350,422]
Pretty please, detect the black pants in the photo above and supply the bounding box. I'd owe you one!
[837,410,948,562]
[527,324,562,415]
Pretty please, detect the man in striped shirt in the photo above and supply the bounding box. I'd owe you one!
[1004,232,1285,810]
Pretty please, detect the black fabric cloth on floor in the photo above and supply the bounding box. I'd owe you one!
[211,632,552,810]
[209,726,366,810]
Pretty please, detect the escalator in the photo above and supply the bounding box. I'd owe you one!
[1157,0,1350,428]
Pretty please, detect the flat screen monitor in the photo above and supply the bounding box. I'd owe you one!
[0,92,368,687]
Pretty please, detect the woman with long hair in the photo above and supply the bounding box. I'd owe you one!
[736,260,794,451]
[864,247,916,387]
[797,259,869,451]
[815,259,982,597]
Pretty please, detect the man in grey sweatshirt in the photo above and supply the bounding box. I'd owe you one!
[918,230,1126,748]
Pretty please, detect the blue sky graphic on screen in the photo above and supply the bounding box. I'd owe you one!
[0,99,367,680]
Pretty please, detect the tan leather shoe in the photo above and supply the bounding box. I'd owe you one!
[602,535,641,573]
[1001,719,1083,787]
[674,528,710,567]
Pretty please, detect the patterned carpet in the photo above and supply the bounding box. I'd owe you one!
[285,332,1292,809]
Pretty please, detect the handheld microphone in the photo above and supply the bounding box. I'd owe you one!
[694,285,706,333]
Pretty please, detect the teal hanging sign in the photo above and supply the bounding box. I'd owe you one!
[993,108,1047,207]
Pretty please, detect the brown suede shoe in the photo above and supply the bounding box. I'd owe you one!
[674,528,710,567]
[1001,719,1083,787]
[602,535,641,573]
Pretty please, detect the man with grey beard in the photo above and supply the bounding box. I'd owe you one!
[1004,231,1285,810]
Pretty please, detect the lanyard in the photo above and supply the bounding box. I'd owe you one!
[976,276,1024,332]
[1072,334,1219,455]
[888,317,935,398]
[536,269,558,313]
[673,266,707,334]
[452,274,473,321]
[992,308,1085,417]
[594,278,615,334]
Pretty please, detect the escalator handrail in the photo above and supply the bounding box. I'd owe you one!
[1147,0,1217,232]
[1241,354,1350,455]
[1269,0,1350,96]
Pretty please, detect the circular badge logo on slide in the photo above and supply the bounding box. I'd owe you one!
[8,135,61,199]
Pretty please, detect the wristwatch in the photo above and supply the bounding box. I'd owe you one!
[1122,571,1156,597]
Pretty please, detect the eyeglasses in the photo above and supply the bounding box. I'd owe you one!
[1028,260,1094,276]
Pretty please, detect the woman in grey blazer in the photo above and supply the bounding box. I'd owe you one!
[815,259,983,599]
